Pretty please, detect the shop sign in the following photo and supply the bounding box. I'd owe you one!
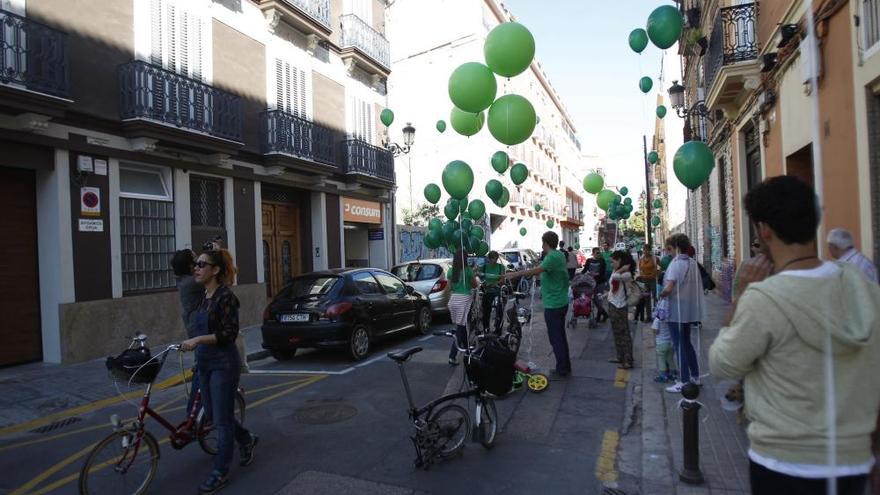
[343,197,382,224]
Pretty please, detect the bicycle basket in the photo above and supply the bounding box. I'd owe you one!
[465,340,516,396]
[106,348,161,384]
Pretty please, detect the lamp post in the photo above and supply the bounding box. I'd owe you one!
[383,123,415,265]
[668,80,714,141]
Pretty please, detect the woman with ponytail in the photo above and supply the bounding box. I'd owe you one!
[181,249,258,493]
[446,249,478,365]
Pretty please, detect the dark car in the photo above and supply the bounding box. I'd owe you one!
[260,268,432,361]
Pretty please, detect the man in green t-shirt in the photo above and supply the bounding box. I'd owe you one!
[478,251,507,334]
[502,231,572,378]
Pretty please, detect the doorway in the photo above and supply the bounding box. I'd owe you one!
[744,124,763,249]
[262,203,301,298]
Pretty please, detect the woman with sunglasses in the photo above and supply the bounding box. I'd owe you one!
[181,249,258,494]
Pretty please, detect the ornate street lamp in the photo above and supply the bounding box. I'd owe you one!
[384,122,415,157]
[668,80,713,120]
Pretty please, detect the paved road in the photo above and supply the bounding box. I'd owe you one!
[0,313,631,495]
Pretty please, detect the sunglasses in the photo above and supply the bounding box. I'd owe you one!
[195,261,215,268]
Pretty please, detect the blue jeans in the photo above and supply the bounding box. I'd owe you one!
[669,322,699,383]
[186,368,200,419]
[544,306,571,374]
[448,325,467,359]
[200,365,251,474]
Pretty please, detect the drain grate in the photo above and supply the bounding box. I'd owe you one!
[603,489,627,495]
[294,404,358,425]
[30,416,82,434]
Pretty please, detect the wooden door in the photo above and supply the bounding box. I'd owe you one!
[262,203,301,297]
[0,167,42,365]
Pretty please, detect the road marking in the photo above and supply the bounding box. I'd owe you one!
[0,370,194,439]
[249,368,353,376]
[355,352,395,368]
[613,368,630,388]
[595,429,620,483]
[13,374,327,495]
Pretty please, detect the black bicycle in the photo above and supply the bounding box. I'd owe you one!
[388,332,500,469]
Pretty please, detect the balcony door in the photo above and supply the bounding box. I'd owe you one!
[344,0,372,23]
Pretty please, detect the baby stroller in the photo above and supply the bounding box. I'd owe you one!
[568,273,598,329]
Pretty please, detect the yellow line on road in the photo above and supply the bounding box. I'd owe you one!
[595,429,620,483]
[613,368,630,388]
[12,374,326,495]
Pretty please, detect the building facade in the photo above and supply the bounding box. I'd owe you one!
[675,0,880,301]
[0,0,394,365]
[386,0,585,260]
[651,93,671,243]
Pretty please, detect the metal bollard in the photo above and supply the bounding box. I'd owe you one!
[679,382,705,484]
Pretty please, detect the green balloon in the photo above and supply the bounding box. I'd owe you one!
[444,203,458,220]
[452,228,464,245]
[448,197,460,211]
[656,105,667,119]
[491,151,509,174]
[460,217,473,232]
[639,76,653,94]
[647,5,684,50]
[380,108,394,127]
[652,216,661,227]
[620,186,629,196]
[597,189,615,211]
[624,197,633,206]
[428,218,443,232]
[470,225,485,240]
[448,62,497,113]
[447,242,458,253]
[496,187,510,207]
[442,221,458,242]
[510,162,529,185]
[476,240,490,257]
[611,195,622,206]
[653,199,663,209]
[467,236,480,254]
[442,160,474,199]
[519,227,527,236]
[624,204,633,213]
[459,198,469,214]
[574,243,580,250]
[487,94,536,146]
[546,219,554,228]
[436,120,446,133]
[468,199,486,220]
[485,179,503,201]
[450,107,485,137]
[629,28,649,53]
[673,141,715,190]
[583,173,604,194]
[424,183,441,204]
[484,22,535,77]
[534,204,542,212]
[648,151,660,164]
[425,229,442,248]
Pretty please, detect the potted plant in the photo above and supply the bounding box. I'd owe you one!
[686,28,708,56]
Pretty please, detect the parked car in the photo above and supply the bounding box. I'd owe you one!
[390,259,451,316]
[261,268,432,361]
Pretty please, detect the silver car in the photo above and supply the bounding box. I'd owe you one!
[390,259,452,316]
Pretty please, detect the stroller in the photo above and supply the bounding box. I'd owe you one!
[568,273,598,329]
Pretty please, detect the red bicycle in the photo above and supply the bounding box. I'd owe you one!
[78,333,246,495]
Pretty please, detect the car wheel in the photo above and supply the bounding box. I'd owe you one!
[270,349,296,361]
[415,306,432,335]
[348,326,370,361]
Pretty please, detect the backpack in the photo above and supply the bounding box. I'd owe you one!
[621,276,641,306]
[698,263,716,291]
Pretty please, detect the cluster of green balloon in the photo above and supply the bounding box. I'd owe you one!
[425,196,489,256]
[597,188,633,221]
[583,172,604,194]
[673,141,715,190]
[484,179,510,208]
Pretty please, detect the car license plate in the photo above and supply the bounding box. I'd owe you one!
[280,313,309,323]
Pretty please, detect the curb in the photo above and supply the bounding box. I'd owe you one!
[246,350,270,362]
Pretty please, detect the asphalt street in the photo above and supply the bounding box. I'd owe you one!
[0,313,630,495]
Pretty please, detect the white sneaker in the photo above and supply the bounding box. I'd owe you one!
[665,382,685,393]
[692,377,702,387]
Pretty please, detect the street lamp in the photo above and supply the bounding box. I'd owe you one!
[384,122,415,157]
[667,80,713,120]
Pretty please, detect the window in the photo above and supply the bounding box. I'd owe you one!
[279,276,340,299]
[274,59,308,117]
[149,0,207,80]
[344,0,372,23]
[347,95,374,144]
[864,0,880,54]
[190,175,226,251]
[120,164,176,292]
[373,271,405,294]
[392,263,442,282]
[352,271,381,294]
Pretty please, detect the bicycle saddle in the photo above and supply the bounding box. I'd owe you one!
[512,291,528,300]
[388,346,423,363]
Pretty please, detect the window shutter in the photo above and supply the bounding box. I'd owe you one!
[180,9,189,76]
[298,67,307,117]
[150,0,163,65]
[166,2,177,72]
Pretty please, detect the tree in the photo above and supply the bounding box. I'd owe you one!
[402,203,439,227]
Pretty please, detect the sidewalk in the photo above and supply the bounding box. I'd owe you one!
[0,325,266,431]
[620,293,751,495]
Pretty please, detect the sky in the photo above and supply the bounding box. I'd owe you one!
[503,0,688,227]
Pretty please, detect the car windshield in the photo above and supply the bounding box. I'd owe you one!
[279,276,340,300]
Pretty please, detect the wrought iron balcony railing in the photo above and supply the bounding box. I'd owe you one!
[119,60,242,142]
[340,14,390,70]
[263,109,335,166]
[342,139,394,182]
[0,9,68,97]
[704,2,759,93]
[280,0,330,30]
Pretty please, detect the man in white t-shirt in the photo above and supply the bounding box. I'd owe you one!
[709,176,880,495]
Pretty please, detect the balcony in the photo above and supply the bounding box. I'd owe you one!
[0,9,69,111]
[263,109,336,170]
[119,60,243,146]
[704,3,760,113]
[342,139,394,184]
[256,0,331,36]
[340,14,390,75]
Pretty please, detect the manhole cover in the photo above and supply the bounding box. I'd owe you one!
[294,404,358,425]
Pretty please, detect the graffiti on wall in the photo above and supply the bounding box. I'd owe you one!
[398,227,450,263]
[709,226,722,268]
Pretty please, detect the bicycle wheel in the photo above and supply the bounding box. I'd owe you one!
[78,430,159,495]
[428,404,470,457]
[197,389,247,455]
[478,397,498,449]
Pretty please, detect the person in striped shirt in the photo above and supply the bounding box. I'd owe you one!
[827,228,878,283]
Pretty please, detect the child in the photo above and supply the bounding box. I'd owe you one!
[653,317,677,382]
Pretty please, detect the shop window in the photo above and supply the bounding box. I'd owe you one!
[120,163,175,292]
